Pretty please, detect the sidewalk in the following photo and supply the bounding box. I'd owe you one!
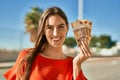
[85,56,120,62]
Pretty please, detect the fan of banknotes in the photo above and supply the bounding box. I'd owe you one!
[71,20,92,46]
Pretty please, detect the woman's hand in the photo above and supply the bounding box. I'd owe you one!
[73,38,92,80]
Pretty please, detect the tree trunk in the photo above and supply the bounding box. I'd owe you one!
[30,29,37,42]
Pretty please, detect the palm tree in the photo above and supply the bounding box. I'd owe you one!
[24,7,43,42]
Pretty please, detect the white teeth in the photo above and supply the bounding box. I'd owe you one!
[53,37,61,40]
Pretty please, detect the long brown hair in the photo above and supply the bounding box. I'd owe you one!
[17,6,68,80]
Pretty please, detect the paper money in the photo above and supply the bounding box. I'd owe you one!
[71,20,92,46]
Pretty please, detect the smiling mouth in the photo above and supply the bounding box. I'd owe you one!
[52,37,61,41]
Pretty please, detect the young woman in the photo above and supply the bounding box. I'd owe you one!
[4,6,91,80]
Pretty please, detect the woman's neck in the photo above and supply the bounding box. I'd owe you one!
[41,44,67,59]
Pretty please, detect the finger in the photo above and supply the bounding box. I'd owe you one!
[81,41,89,57]
[77,38,81,47]
[81,40,92,57]
[78,39,86,55]
[82,40,92,57]
[79,39,89,57]
[79,37,91,56]
[85,37,88,45]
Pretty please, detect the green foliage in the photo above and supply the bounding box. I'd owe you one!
[25,7,43,31]
[64,37,77,48]
[90,35,116,48]
[90,36,98,47]
[98,35,111,48]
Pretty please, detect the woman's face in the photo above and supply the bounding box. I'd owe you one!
[44,15,68,48]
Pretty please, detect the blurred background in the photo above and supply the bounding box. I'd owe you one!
[0,0,120,80]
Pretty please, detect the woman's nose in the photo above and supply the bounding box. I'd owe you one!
[53,28,58,36]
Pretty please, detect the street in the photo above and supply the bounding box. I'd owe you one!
[82,57,120,80]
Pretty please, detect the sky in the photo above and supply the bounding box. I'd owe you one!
[0,0,120,50]
[83,0,120,41]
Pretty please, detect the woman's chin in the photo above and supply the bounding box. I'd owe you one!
[51,43,63,48]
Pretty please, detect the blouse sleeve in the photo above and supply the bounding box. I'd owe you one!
[76,70,87,80]
[3,49,29,80]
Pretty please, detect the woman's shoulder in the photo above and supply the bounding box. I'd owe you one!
[22,48,33,52]
[18,48,33,58]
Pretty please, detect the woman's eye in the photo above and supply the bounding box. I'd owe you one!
[59,25,64,29]
[47,26,52,29]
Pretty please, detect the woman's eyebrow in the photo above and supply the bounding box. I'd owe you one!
[46,23,65,26]
[58,23,65,26]
[46,24,53,27]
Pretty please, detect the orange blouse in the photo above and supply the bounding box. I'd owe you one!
[4,49,87,80]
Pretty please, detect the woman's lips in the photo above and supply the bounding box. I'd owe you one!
[52,37,61,41]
